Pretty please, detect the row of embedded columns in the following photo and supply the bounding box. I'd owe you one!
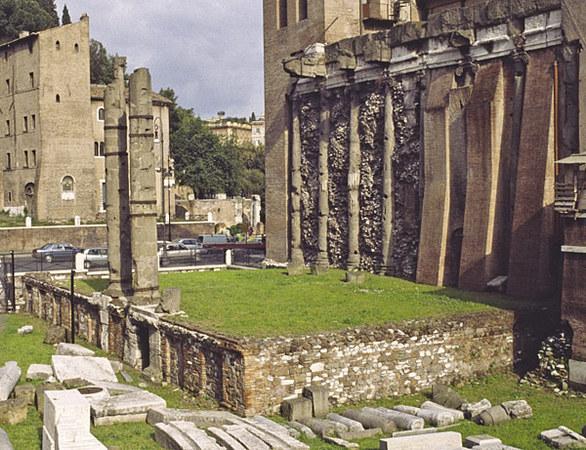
[104,57,160,305]
[289,78,396,273]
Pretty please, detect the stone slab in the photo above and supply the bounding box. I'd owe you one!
[0,362,21,401]
[302,385,329,417]
[26,364,54,381]
[154,422,197,450]
[0,428,13,450]
[91,390,166,419]
[380,431,463,450]
[540,426,586,448]
[56,343,95,357]
[392,428,438,437]
[93,413,148,426]
[208,426,248,450]
[147,407,240,427]
[243,417,309,449]
[245,424,291,449]
[14,384,35,405]
[52,356,117,383]
[327,413,364,432]
[464,435,502,448]
[35,383,65,413]
[170,421,224,450]
[281,397,312,422]
[323,435,359,448]
[224,425,270,450]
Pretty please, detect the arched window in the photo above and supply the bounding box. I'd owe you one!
[55,41,60,50]
[74,43,79,52]
[56,94,60,103]
[97,107,105,121]
[94,142,99,156]
[62,176,74,192]
[24,183,34,198]
[99,142,105,156]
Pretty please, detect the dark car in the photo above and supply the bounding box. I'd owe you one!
[32,243,80,263]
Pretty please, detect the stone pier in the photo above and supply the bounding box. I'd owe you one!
[347,85,361,271]
[317,85,330,271]
[381,75,395,274]
[289,94,305,275]
[104,57,132,298]
[128,69,160,304]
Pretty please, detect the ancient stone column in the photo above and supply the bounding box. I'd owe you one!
[289,94,305,275]
[347,85,361,270]
[381,75,396,274]
[104,57,132,297]
[316,85,331,271]
[128,68,160,304]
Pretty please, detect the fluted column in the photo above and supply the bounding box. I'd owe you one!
[382,75,396,274]
[288,94,305,275]
[347,85,361,271]
[129,68,160,304]
[316,85,331,271]
[104,57,132,297]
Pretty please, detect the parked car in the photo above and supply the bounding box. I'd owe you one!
[197,234,229,246]
[82,248,108,269]
[32,243,80,263]
[173,238,204,251]
[158,242,196,266]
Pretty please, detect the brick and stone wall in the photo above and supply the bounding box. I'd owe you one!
[0,221,214,253]
[22,275,552,416]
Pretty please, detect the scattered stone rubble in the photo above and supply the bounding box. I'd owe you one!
[540,426,586,448]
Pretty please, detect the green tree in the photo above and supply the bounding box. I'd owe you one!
[36,0,58,25]
[89,39,114,85]
[0,0,59,43]
[61,4,70,25]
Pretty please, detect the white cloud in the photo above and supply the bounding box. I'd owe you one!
[57,0,264,118]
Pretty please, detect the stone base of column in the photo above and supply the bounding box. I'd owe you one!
[345,270,367,284]
[310,263,328,275]
[104,280,127,299]
[569,359,586,392]
[347,254,361,271]
[288,249,305,276]
[131,290,161,306]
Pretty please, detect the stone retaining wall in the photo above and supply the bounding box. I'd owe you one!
[22,275,552,416]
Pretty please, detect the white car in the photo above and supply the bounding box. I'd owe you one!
[158,242,196,266]
[82,248,108,269]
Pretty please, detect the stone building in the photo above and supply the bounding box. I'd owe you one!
[251,116,265,147]
[206,116,253,145]
[264,0,586,301]
[0,16,172,222]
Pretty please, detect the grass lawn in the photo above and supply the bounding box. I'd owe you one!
[75,269,536,337]
[2,313,585,449]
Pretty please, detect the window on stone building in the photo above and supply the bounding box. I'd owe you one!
[279,0,288,28]
[31,150,36,167]
[100,180,106,212]
[24,150,28,168]
[55,41,60,50]
[28,42,33,54]
[6,153,11,170]
[3,51,7,61]
[29,72,34,88]
[299,0,308,20]
[5,120,9,136]
[97,107,105,121]
[94,142,99,157]
[56,94,60,103]
[7,192,12,203]
[31,114,36,130]
[5,79,10,94]
[100,142,105,156]
[23,116,28,133]
[61,176,74,192]
[74,43,79,52]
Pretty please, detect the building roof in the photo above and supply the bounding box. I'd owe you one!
[0,31,38,51]
[90,84,173,106]
[556,153,586,165]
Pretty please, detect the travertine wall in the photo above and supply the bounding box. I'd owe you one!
[23,274,552,416]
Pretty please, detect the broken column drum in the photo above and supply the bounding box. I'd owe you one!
[104,57,132,297]
[128,68,160,304]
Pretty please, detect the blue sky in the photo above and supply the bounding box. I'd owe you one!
[57,1,264,119]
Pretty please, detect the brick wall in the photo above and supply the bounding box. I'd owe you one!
[23,275,552,416]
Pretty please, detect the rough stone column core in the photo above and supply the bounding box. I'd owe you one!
[289,94,305,275]
[317,86,331,271]
[128,68,160,304]
[382,75,396,274]
[347,85,361,270]
[104,57,132,298]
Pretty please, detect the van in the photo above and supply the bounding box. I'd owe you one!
[197,234,228,246]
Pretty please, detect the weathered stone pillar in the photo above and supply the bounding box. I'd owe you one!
[289,94,305,275]
[129,69,160,304]
[381,75,395,274]
[104,57,132,298]
[347,85,361,270]
[317,85,331,271]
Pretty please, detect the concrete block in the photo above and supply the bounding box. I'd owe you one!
[51,356,117,383]
[26,364,54,381]
[464,435,502,448]
[281,397,312,422]
[56,343,95,357]
[302,385,329,417]
[380,431,463,450]
[0,428,13,450]
[0,362,21,401]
